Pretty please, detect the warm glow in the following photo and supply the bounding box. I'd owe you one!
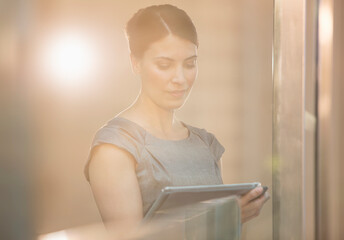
[41,30,98,88]
[319,3,333,45]
[38,230,69,240]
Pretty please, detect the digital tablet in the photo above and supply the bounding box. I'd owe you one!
[143,182,263,220]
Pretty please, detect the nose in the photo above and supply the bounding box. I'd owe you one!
[171,65,186,84]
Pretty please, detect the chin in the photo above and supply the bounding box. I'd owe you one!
[164,100,186,110]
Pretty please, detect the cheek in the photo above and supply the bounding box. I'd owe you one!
[152,69,172,85]
[142,66,172,87]
[185,68,198,85]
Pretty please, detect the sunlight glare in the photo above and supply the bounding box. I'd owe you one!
[38,230,69,240]
[43,30,98,88]
[319,3,333,45]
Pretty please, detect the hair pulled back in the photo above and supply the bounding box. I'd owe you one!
[125,4,198,58]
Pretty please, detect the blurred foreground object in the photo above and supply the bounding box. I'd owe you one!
[0,0,35,239]
[38,196,240,240]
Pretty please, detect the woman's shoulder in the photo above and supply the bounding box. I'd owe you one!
[93,116,147,146]
[85,116,144,182]
[183,122,218,146]
[184,122,225,160]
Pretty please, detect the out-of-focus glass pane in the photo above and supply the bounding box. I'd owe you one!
[1,0,273,239]
[38,197,241,240]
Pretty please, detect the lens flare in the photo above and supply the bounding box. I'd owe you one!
[38,230,69,240]
[41,30,98,88]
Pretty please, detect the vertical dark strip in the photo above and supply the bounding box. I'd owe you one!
[314,0,320,239]
[272,0,280,239]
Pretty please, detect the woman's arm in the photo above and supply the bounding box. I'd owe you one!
[88,143,143,239]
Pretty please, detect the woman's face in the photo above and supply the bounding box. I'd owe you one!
[132,34,198,110]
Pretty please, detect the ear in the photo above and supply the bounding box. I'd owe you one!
[130,53,141,75]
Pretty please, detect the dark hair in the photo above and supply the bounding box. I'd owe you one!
[125,4,198,58]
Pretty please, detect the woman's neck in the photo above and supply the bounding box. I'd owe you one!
[121,93,180,135]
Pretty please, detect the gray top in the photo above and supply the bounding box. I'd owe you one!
[84,117,225,216]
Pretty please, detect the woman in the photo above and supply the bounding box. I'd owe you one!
[84,4,269,239]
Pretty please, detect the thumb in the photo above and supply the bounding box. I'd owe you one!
[241,186,263,205]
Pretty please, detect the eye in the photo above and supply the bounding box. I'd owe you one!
[156,62,171,70]
[184,60,197,69]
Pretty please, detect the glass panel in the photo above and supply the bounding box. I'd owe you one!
[272,0,315,239]
[136,197,241,240]
[272,0,305,239]
[0,0,273,239]
[37,197,241,240]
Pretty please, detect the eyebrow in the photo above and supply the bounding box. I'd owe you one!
[154,55,198,61]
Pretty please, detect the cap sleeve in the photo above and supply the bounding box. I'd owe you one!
[207,132,225,162]
[189,125,226,162]
[84,119,145,181]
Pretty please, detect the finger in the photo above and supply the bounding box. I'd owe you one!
[242,198,263,214]
[240,187,263,205]
[251,190,269,202]
[263,192,270,203]
[242,193,268,216]
[241,192,270,223]
[254,191,270,206]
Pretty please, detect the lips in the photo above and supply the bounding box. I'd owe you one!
[168,90,186,97]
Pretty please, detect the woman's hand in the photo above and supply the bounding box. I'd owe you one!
[239,186,270,224]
